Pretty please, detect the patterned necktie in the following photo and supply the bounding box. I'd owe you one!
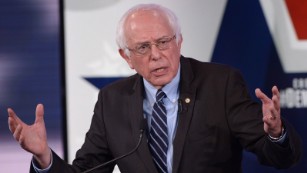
[149,89,168,173]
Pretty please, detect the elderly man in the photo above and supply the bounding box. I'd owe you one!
[8,3,301,173]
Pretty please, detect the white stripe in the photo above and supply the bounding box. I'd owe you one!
[152,106,167,126]
[152,157,168,173]
[149,143,168,168]
[151,116,168,138]
[156,103,167,115]
[149,140,167,160]
[150,131,168,150]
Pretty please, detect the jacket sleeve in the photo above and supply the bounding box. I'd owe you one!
[225,68,302,169]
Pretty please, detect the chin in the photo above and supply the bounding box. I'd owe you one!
[152,78,172,88]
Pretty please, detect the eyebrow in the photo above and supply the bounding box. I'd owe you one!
[135,36,171,45]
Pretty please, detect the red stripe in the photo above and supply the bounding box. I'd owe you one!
[285,0,307,40]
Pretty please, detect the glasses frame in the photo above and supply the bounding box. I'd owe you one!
[126,34,176,56]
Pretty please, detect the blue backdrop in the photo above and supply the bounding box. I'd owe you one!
[212,0,306,172]
[0,0,65,171]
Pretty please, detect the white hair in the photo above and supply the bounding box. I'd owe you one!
[115,3,182,56]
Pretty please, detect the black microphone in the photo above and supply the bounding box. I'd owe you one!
[82,119,146,173]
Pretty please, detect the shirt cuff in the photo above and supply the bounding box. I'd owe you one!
[268,127,287,144]
[32,150,53,173]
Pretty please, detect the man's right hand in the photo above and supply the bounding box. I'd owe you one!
[8,104,51,169]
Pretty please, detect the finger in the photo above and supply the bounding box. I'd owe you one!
[272,86,280,112]
[263,115,277,130]
[8,116,18,133]
[269,106,279,120]
[255,88,270,104]
[272,94,280,113]
[263,116,271,128]
[264,105,280,122]
[7,108,24,125]
[13,124,22,142]
[272,86,280,100]
[8,108,20,133]
[35,104,44,124]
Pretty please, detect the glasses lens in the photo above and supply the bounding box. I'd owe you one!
[131,35,175,55]
[136,43,150,55]
[157,35,176,50]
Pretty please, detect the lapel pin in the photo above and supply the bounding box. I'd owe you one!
[185,98,191,103]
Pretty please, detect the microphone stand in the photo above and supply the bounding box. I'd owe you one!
[82,129,145,173]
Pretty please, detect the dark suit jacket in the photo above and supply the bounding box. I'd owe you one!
[31,56,301,173]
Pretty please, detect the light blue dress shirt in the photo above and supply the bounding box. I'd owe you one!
[143,66,180,173]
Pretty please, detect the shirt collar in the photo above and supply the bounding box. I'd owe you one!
[143,65,180,104]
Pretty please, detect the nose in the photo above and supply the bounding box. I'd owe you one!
[150,44,161,61]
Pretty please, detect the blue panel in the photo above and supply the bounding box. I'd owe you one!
[84,77,123,89]
[0,0,65,169]
[211,0,306,172]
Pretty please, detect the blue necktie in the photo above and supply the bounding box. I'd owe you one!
[149,89,168,173]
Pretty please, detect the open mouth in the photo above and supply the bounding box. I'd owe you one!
[152,67,167,76]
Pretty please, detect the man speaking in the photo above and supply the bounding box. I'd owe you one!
[8,3,301,173]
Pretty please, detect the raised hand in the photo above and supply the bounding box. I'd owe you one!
[8,104,51,168]
[255,86,283,138]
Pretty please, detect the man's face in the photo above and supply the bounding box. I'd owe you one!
[120,10,182,89]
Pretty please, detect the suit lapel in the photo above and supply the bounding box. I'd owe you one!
[172,57,197,173]
[127,75,158,173]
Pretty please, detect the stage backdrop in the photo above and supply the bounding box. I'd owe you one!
[64,1,226,172]
[0,0,65,172]
[64,0,306,172]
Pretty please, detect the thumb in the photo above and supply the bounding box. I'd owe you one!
[35,104,45,124]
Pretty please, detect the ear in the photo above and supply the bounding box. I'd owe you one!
[119,49,134,69]
[177,34,183,50]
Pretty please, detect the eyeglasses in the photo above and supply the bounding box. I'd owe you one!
[126,35,176,56]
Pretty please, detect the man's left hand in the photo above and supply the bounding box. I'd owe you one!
[255,86,283,138]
